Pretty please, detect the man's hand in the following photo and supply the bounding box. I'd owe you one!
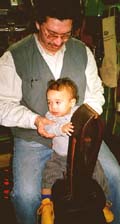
[34,115,55,138]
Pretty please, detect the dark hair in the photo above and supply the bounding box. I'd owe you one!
[47,77,79,102]
[33,0,81,25]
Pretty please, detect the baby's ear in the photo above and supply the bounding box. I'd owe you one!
[71,98,76,108]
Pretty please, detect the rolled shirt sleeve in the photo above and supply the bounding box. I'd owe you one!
[84,46,105,115]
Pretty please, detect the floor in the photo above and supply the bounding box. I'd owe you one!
[0,126,17,223]
[0,199,17,224]
[0,166,17,223]
[0,125,120,224]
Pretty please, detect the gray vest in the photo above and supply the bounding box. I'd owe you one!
[9,34,87,147]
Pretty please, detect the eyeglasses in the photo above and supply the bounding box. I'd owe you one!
[42,25,72,41]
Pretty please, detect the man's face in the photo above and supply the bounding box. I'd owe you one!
[36,17,72,54]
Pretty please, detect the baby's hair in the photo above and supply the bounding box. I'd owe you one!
[47,77,79,102]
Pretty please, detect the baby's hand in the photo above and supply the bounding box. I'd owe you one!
[61,122,74,136]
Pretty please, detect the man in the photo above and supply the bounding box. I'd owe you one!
[0,1,119,224]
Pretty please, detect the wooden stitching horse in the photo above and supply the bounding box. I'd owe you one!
[52,104,106,224]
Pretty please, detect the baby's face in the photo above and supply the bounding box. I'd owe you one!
[47,88,75,117]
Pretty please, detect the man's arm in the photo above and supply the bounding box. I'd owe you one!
[0,51,54,138]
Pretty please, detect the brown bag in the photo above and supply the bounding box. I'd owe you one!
[100,8,117,87]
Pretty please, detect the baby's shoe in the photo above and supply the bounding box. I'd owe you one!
[37,198,54,224]
[103,201,114,223]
